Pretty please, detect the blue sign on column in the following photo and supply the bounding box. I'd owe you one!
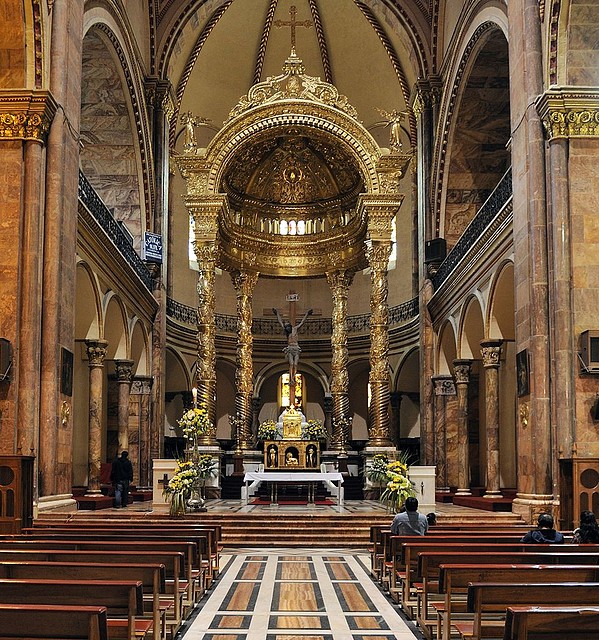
[142,231,163,263]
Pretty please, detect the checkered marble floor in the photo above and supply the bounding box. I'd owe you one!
[179,549,423,640]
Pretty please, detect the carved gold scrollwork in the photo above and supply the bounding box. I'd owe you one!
[536,90,599,140]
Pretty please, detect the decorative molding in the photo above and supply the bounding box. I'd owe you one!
[0,90,57,142]
[537,89,599,140]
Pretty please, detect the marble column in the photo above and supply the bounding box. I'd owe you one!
[231,269,259,450]
[432,376,455,492]
[453,359,472,496]
[115,359,134,452]
[481,340,503,498]
[326,269,354,449]
[366,242,393,447]
[85,340,108,493]
[420,279,436,466]
[39,0,84,498]
[195,243,218,445]
[131,377,152,487]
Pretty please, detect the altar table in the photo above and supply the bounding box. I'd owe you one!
[242,471,344,510]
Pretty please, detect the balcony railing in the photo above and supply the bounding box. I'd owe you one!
[78,171,153,291]
[167,296,419,335]
[431,168,512,289]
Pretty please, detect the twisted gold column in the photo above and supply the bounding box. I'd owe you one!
[85,340,108,493]
[195,244,218,446]
[367,242,393,447]
[231,269,259,449]
[326,270,353,448]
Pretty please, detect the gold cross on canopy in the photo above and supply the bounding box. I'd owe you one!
[274,5,313,55]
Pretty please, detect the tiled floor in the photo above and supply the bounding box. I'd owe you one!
[179,548,423,640]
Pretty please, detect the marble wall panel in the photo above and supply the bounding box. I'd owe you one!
[567,2,599,85]
[80,32,142,246]
[0,2,25,87]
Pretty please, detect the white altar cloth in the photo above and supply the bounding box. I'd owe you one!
[242,471,344,510]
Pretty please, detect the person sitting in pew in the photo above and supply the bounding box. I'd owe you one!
[391,497,428,536]
[520,512,564,544]
[573,510,599,544]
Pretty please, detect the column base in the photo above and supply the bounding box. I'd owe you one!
[455,488,471,496]
[483,491,503,499]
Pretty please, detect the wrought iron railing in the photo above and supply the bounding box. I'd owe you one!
[431,168,512,289]
[78,171,153,291]
[167,296,419,335]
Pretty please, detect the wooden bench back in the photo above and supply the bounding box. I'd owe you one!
[0,603,108,640]
[504,605,599,639]
[440,564,599,593]
[0,578,143,616]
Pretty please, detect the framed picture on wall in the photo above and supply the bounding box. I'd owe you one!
[516,349,529,398]
[61,347,74,397]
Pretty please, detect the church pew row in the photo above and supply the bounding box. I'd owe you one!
[0,561,167,640]
[22,525,219,586]
[503,605,599,640]
[0,603,109,640]
[380,535,538,599]
[436,564,599,640]
[415,550,599,637]
[452,582,599,640]
[0,579,148,640]
[0,538,201,606]
[10,528,212,588]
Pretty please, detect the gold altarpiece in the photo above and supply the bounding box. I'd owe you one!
[175,48,411,451]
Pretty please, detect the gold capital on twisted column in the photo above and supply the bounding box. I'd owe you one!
[231,269,259,449]
[366,241,393,446]
[327,269,354,448]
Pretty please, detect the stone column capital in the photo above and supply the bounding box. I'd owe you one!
[452,359,472,384]
[115,359,135,382]
[0,90,57,143]
[432,375,457,395]
[480,340,503,368]
[85,340,109,367]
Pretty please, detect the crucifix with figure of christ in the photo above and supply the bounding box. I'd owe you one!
[273,291,313,407]
[274,5,313,56]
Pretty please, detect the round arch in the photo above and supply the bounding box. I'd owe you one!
[395,348,420,440]
[437,320,458,375]
[487,261,515,340]
[459,295,485,359]
[129,318,149,376]
[103,293,128,361]
[75,261,102,341]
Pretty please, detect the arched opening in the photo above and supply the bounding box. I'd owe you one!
[459,297,485,488]
[395,349,421,461]
[442,29,511,247]
[80,29,144,249]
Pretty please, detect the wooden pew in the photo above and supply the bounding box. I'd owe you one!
[0,537,203,602]
[416,549,599,636]
[0,561,166,640]
[437,564,599,640]
[0,548,189,616]
[0,603,109,640]
[0,578,147,640]
[27,522,222,581]
[455,582,599,640]
[504,605,599,640]
[12,530,212,589]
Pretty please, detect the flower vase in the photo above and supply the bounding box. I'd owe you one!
[187,478,207,512]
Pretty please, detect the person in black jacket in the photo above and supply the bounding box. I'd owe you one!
[572,510,599,544]
[521,513,564,544]
[110,450,133,508]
